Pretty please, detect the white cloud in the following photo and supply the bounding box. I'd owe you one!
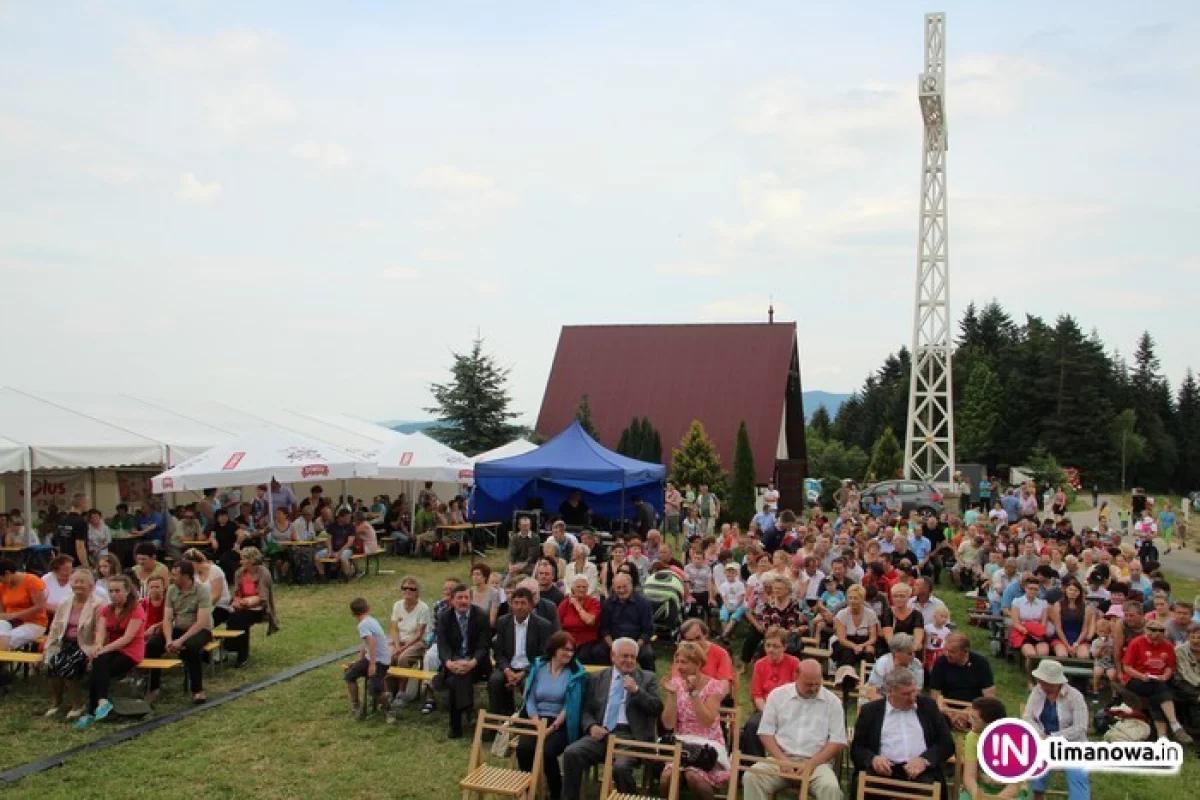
[378,266,422,279]
[417,165,497,192]
[176,173,221,204]
[81,163,146,185]
[292,140,350,168]
[126,23,281,74]
[206,83,296,135]
[654,262,726,277]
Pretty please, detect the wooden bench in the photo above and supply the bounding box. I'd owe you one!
[387,666,436,682]
[0,650,44,678]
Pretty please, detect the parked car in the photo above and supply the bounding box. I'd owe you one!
[804,478,822,507]
[859,479,944,516]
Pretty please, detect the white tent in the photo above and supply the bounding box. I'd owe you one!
[298,412,408,447]
[23,391,237,466]
[373,432,474,483]
[0,387,163,469]
[0,435,25,475]
[151,427,378,493]
[473,438,538,464]
[222,406,389,459]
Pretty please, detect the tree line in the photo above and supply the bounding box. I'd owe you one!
[815,301,1199,492]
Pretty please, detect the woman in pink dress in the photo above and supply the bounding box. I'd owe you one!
[660,641,730,798]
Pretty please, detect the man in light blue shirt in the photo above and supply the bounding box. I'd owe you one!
[752,504,777,538]
[909,530,932,566]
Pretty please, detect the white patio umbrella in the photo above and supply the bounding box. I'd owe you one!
[372,432,473,483]
[151,427,377,494]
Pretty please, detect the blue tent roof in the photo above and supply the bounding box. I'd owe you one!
[474,421,666,485]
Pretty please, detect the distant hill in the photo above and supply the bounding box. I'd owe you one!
[384,396,849,433]
[803,391,850,421]
[378,420,444,435]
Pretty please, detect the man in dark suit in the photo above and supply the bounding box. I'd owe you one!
[561,638,663,800]
[488,586,554,716]
[435,583,491,738]
[851,668,954,795]
[599,573,656,671]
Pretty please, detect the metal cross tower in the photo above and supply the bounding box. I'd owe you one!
[904,12,955,486]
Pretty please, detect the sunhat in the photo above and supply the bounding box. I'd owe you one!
[1031,659,1068,685]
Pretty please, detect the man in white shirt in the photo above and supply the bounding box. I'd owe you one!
[763,481,781,513]
[851,668,953,788]
[907,578,946,622]
[744,659,847,800]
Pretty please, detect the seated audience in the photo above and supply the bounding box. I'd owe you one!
[1050,577,1093,659]
[343,597,391,718]
[225,547,279,669]
[185,548,231,627]
[660,641,730,799]
[43,568,103,720]
[831,584,879,689]
[75,575,146,728]
[929,633,997,731]
[743,659,847,800]
[0,558,48,651]
[517,631,588,800]
[385,575,430,717]
[558,574,605,664]
[561,638,663,800]
[469,562,502,628]
[489,586,554,717]
[435,583,491,738]
[851,669,954,790]
[599,574,656,672]
[131,543,169,598]
[862,632,923,702]
[42,556,75,617]
[1023,660,1090,800]
[1121,617,1193,743]
[564,544,599,597]
[961,697,1027,800]
[741,627,801,758]
[676,619,735,699]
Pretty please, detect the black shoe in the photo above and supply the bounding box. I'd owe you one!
[421,698,436,714]
[234,658,250,669]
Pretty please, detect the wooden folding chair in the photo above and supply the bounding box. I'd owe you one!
[719,705,741,755]
[727,752,810,800]
[599,736,682,800]
[855,772,941,800]
[459,712,546,800]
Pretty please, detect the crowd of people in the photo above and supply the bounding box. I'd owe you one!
[326,479,1200,799]
[0,489,287,721]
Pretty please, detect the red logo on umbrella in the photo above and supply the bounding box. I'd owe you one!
[399,452,413,466]
[222,452,245,470]
[301,464,329,478]
[163,477,175,490]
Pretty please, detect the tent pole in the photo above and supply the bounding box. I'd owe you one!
[23,448,33,543]
[341,478,348,512]
[620,480,625,536]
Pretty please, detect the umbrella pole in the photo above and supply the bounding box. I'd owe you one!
[23,449,32,543]
[620,481,625,536]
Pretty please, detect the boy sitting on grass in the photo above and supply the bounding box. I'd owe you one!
[344,597,392,719]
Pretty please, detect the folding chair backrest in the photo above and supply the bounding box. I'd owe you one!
[860,660,874,686]
[600,736,682,800]
[465,712,547,791]
[941,698,971,715]
[719,706,740,754]
[856,772,941,800]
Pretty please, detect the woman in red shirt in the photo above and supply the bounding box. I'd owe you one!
[742,626,801,757]
[558,575,604,664]
[1122,620,1193,743]
[76,574,146,728]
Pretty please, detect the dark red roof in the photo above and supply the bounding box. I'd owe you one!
[536,323,800,479]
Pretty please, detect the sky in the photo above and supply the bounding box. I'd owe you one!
[1,1,1197,425]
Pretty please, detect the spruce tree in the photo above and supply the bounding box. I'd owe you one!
[669,420,728,500]
[425,337,520,454]
[808,405,832,440]
[867,427,903,482]
[730,421,757,524]
[574,394,599,439]
[1177,371,1200,491]
[616,417,641,459]
[957,362,1001,464]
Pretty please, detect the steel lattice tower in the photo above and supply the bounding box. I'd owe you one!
[904,12,955,486]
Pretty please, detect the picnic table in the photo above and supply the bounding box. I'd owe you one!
[436,524,475,560]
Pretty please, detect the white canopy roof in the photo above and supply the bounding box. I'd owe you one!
[373,432,474,483]
[299,412,408,446]
[0,387,164,469]
[223,406,390,459]
[23,391,237,465]
[0,435,26,474]
[473,439,538,463]
[151,427,378,493]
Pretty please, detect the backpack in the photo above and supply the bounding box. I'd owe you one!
[431,540,447,562]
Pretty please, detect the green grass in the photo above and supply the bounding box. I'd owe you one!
[2,556,1197,799]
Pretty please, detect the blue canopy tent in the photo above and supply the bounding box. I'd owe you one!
[471,421,667,524]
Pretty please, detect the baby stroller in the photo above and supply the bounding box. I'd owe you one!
[643,569,684,644]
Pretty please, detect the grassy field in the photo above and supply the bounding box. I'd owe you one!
[2,554,1196,799]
